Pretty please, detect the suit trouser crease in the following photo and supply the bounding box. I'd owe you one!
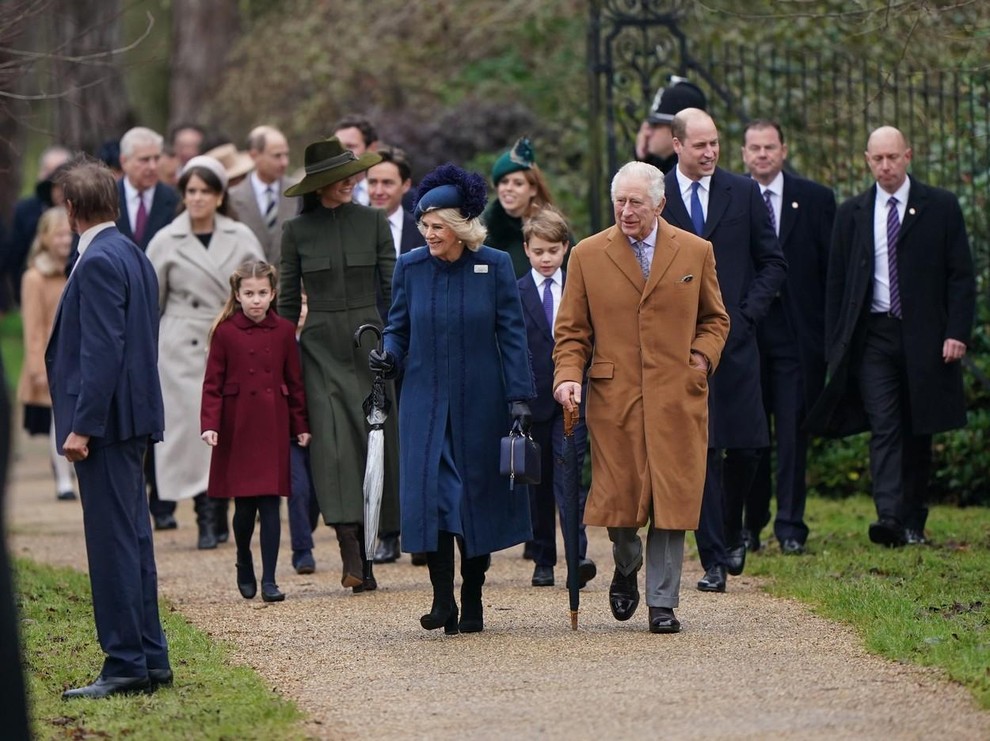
[75,436,169,677]
[608,526,685,609]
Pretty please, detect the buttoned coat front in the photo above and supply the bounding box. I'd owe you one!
[201,311,309,498]
[553,220,729,530]
[146,212,264,501]
[383,247,536,558]
[278,202,399,530]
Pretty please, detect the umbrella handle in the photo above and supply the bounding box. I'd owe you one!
[353,323,384,353]
[563,405,578,437]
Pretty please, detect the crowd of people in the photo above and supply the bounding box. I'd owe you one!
[0,78,976,698]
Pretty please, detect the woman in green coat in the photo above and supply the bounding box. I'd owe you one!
[278,137,399,593]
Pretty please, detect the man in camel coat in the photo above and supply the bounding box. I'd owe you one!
[553,161,729,634]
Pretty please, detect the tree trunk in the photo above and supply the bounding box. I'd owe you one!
[51,0,132,154]
[168,0,240,130]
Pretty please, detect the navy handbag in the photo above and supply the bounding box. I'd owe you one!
[499,421,541,489]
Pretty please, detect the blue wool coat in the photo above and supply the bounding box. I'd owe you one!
[384,246,536,558]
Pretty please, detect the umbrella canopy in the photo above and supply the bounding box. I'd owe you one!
[560,405,582,630]
[353,323,390,584]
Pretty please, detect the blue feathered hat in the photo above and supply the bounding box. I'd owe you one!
[414,163,488,220]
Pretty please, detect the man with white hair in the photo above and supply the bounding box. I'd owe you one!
[553,161,728,634]
[116,127,178,252]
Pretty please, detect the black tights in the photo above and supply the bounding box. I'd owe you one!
[233,496,281,584]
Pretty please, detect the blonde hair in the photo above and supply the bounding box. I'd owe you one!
[418,207,487,251]
[209,260,278,341]
[27,207,70,277]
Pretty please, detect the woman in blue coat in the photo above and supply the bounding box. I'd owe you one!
[370,165,535,634]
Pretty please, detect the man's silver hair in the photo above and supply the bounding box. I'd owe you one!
[120,127,163,159]
[610,161,665,208]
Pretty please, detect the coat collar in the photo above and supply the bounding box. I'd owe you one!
[603,220,680,301]
[231,309,278,330]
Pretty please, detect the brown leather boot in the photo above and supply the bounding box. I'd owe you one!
[335,524,363,588]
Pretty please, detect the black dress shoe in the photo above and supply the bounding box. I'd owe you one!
[869,519,907,548]
[531,564,554,587]
[696,564,727,593]
[57,490,77,501]
[741,528,761,553]
[236,559,257,599]
[153,513,177,531]
[578,558,597,588]
[373,534,401,564]
[62,675,151,699]
[149,668,174,689]
[608,567,640,621]
[648,606,681,634]
[780,538,806,555]
[904,528,929,545]
[261,582,285,602]
[726,543,746,576]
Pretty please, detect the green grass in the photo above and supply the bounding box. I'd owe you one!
[746,495,990,709]
[15,559,306,740]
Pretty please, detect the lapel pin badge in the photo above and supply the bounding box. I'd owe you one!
[909,208,916,215]
[791,201,799,209]
[474,265,489,273]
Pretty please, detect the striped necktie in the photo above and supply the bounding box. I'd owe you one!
[887,196,902,318]
[763,188,777,234]
[265,186,277,230]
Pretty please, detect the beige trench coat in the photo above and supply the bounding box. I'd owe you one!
[553,219,729,530]
[146,212,264,501]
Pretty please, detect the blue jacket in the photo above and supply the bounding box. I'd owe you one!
[385,246,535,557]
[46,226,164,450]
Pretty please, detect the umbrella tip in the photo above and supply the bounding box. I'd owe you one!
[570,611,578,631]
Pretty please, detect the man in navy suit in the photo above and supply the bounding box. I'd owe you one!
[47,156,171,699]
[741,121,836,555]
[115,127,180,531]
[516,207,595,589]
[662,109,786,592]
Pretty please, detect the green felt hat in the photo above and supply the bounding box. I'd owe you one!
[284,137,382,197]
[491,137,535,185]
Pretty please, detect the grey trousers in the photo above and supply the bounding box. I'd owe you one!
[607,527,685,609]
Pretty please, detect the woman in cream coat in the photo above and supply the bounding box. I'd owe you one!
[146,155,263,549]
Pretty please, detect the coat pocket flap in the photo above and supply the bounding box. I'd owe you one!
[588,361,614,379]
[301,254,332,272]
[279,384,289,396]
[221,384,240,396]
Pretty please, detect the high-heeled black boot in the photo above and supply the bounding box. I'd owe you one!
[459,552,490,633]
[421,531,458,634]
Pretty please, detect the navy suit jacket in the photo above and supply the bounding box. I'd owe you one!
[663,166,787,448]
[115,180,179,251]
[45,226,165,450]
[399,210,421,255]
[768,172,836,406]
[518,272,561,423]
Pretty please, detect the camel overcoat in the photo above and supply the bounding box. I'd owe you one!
[17,261,65,407]
[201,310,309,498]
[146,212,264,501]
[553,220,729,530]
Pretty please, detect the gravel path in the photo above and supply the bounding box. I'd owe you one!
[7,430,990,739]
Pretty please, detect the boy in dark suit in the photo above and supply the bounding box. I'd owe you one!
[516,208,596,589]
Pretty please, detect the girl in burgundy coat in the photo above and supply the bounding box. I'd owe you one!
[201,260,310,602]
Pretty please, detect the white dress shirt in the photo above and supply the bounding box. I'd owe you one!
[352,177,369,206]
[387,207,404,257]
[531,267,563,337]
[870,177,911,313]
[675,167,712,221]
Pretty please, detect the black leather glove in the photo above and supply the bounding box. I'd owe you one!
[369,349,398,379]
[509,401,532,433]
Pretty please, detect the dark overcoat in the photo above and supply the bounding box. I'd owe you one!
[772,172,836,407]
[663,167,787,448]
[201,310,309,498]
[278,202,399,530]
[806,177,975,437]
[384,246,536,558]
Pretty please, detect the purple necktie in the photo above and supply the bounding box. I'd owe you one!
[134,194,148,245]
[542,278,554,333]
[887,196,901,318]
[763,188,777,234]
